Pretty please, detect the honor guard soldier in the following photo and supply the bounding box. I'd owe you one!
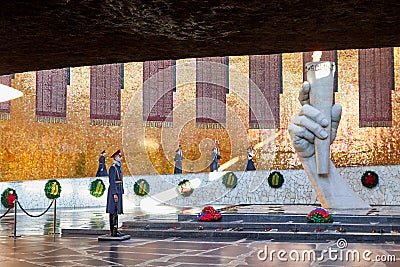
[96,150,108,177]
[106,149,125,237]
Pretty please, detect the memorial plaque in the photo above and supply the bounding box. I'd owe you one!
[90,64,121,125]
[249,54,282,129]
[143,60,174,127]
[0,75,12,119]
[358,48,393,127]
[196,57,228,128]
[36,69,68,123]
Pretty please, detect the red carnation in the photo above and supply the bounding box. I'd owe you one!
[6,191,16,208]
[365,174,375,185]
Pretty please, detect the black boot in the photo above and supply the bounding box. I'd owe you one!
[109,213,116,236]
[113,215,124,237]
[111,212,122,237]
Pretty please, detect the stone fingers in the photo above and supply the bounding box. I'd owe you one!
[288,122,314,144]
[288,123,315,158]
[331,104,342,143]
[295,105,329,140]
[298,81,311,106]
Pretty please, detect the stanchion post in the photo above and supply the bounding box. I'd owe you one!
[13,200,17,239]
[53,199,57,235]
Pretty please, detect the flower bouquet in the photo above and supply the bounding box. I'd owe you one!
[197,206,222,222]
[5,190,16,208]
[306,208,334,223]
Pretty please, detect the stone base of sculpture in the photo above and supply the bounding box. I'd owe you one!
[301,157,371,214]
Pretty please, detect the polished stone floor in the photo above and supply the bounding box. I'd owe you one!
[0,205,185,237]
[0,205,398,266]
[0,235,399,266]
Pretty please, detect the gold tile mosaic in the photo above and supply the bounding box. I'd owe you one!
[0,49,399,181]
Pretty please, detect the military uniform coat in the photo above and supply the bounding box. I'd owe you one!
[246,150,256,171]
[96,155,108,177]
[246,158,256,171]
[174,149,184,174]
[210,148,221,172]
[106,163,124,214]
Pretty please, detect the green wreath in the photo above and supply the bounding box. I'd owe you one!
[134,179,150,196]
[268,171,284,188]
[177,179,194,197]
[361,171,379,189]
[44,180,62,199]
[1,188,18,208]
[222,172,238,188]
[90,179,106,198]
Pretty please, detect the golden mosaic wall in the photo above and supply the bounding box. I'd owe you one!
[0,49,399,181]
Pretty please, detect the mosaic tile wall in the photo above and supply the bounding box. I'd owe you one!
[0,49,399,182]
[1,165,398,211]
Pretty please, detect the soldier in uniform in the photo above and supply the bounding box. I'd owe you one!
[96,150,108,177]
[106,149,124,237]
[173,144,185,174]
[246,146,256,171]
[210,140,222,172]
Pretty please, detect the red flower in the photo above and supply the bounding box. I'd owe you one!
[6,192,16,208]
[197,206,222,222]
[365,174,375,185]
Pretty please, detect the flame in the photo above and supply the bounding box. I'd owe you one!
[312,51,322,62]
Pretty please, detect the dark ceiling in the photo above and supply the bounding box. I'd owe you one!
[1,0,400,75]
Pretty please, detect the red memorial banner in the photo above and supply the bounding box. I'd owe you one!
[0,75,12,120]
[36,69,68,123]
[196,57,228,128]
[303,50,338,93]
[358,47,394,127]
[90,64,122,126]
[143,60,175,128]
[249,54,282,129]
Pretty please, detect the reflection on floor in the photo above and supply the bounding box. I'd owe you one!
[0,204,398,266]
[0,235,398,266]
[1,204,400,237]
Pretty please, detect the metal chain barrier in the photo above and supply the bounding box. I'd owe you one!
[9,200,57,239]
[16,200,54,218]
[0,206,14,219]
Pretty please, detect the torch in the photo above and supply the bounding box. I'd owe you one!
[305,51,336,175]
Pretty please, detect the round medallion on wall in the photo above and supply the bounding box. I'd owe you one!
[177,179,194,197]
[134,179,150,196]
[222,172,238,188]
[90,179,106,198]
[268,171,284,188]
[361,171,379,189]
[44,179,62,199]
[1,188,18,208]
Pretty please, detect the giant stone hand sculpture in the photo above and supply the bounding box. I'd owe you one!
[288,82,370,213]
